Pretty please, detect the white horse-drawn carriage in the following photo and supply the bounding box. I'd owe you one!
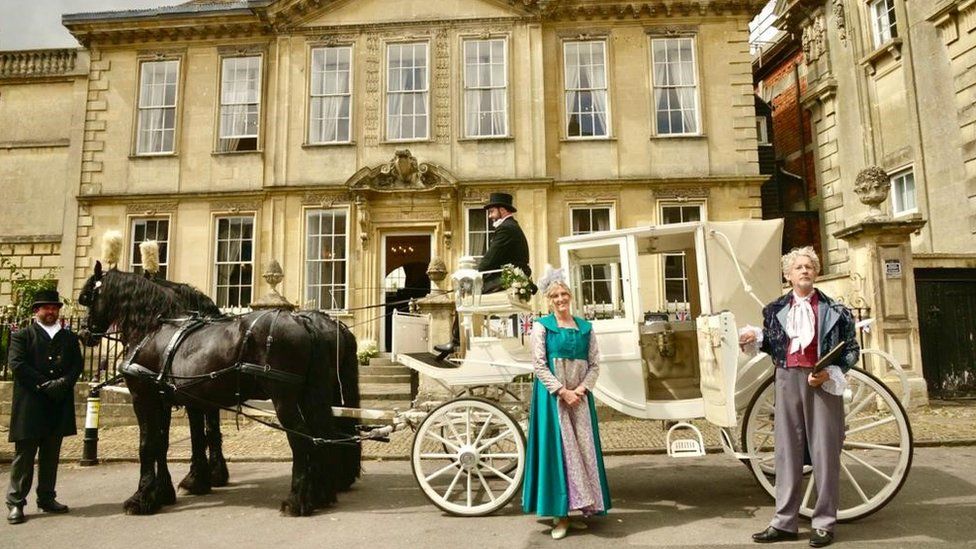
[381,219,912,520]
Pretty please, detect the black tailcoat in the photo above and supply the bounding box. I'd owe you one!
[7,323,83,442]
[478,216,531,292]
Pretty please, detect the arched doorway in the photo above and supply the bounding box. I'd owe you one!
[381,233,432,351]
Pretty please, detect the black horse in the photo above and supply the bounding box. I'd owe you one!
[146,275,229,495]
[78,261,360,516]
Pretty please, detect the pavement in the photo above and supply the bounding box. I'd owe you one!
[2,447,976,548]
[2,399,975,463]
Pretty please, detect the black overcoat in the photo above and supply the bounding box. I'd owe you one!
[7,323,83,442]
[478,216,531,292]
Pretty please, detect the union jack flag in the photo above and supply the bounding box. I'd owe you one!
[519,313,537,336]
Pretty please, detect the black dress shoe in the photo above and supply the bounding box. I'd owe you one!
[38,500,69,513]
[7,506,25,524]
[433,342,456,361]
[752,526,798,543]
[809,529,833,547]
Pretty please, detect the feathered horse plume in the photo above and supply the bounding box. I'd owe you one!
[536,265,567,296]
[139,240,160,275]
[101,230,123,268]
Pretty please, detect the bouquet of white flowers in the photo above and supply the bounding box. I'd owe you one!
[500,264,534,302]
[357,339,378,365]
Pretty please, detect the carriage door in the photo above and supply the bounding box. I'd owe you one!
[696,312,739,427]
[381,233,432,352]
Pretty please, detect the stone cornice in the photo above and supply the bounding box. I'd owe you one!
[62,0,768,47]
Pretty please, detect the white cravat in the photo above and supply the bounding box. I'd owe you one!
[492,213,513,229]
[36,319,61,339]
[786,291,815,354]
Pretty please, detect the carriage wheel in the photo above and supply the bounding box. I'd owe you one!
[411,397,526,516]
[741,367,913,522]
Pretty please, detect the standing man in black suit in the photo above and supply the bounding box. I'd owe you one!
[5,289,83,524]
[435,192,532,359]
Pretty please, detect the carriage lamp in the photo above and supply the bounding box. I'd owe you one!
[452,256,483,309]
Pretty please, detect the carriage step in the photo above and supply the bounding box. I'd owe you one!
[666,422,706,458]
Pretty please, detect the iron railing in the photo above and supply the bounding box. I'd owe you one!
[0,314,127,382]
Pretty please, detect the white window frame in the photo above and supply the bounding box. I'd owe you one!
[386,42,430,142]
[217,55,262,152]
[870,0,898,47]
[129,217,171,277]
[465,207,495,260]
[650,36,701,136]
[304,208,350,312]
[890,168,917,216]
[658,202,705,308]
[135,59,180,155]
[462,38,509,138]
[756,116,770,145]
[213,215,255,311]
[309,45,353,144]
[569,204,616,236]
[563,40,611,139]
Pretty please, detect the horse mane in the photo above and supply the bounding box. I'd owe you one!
[101,269,184,344]
[151,277,223,318]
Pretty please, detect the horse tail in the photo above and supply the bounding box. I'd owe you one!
[331,315,361,491]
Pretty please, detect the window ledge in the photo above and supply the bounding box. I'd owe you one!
[860,37,903,75]
[302,141,357,149]
[560,136,616,143]
[457,136,515,143]
[129,153,178,160]
[380,138,434,145]
[650,133,707,140]
[212,149,263,157]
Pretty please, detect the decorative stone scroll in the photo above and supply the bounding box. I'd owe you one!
[801,15,827,62]
[125,202,177,215]
[651,186,709,201]
[346,149,457,192]
[832,0,848,45]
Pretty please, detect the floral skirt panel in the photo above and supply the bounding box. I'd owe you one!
[553,357,607,515]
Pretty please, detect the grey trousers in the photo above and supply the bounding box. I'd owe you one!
[770,367,845,533]
[5,436,63,508]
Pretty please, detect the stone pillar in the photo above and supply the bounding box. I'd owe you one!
[835,217,928,406]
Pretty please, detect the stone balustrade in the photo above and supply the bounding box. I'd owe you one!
[0,49,79,79]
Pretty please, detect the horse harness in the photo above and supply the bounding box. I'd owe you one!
[119,309,306,393]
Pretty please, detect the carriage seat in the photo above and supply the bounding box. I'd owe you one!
[457,290,533,316]
[639,320,702,401]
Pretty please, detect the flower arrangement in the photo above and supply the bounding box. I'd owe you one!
[500,264,534,303]
[357,339,378,366]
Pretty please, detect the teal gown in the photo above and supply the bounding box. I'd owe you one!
[522,314,612,517]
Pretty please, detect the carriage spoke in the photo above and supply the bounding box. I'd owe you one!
[840,461,870,504]
[465,407,472,445]
[419,453,457,459]
[426,460,462,483]
[802,472,816,509]
[845,386,873,421]
[442,467,465,500]
[426,430,461,452]
[753,429,775,438]
[475,468,496,502]
[476,428,514,452]
[845,441,902,452]
[480,453,520,459]
[444,417,465,447]
[478,460,514,484]
[466,470,473,507]
[841,450,892,482]
[472,413,494,447]
[845,416,896,437]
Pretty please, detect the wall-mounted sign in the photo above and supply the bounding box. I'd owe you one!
[884,259,902,279]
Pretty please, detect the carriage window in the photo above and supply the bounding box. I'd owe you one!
[130,218,169,278]
[570,206,621,320]
[305,209,348,310]
[568,243,626,321]
[466,207,495,260]
[660,204,702,308]
[214,216,254,309]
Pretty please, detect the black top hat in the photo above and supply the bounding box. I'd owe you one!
[484,192,517,213]
[31,289,64,309]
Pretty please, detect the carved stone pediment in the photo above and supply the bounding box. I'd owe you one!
[345,149,457,193]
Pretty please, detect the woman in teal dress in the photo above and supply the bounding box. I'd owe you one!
[523,278,611,540]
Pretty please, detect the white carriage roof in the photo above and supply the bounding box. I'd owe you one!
[558,221,702,245]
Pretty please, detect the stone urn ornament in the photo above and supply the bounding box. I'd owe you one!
[853,166,891,221]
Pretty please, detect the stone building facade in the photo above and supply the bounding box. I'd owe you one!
[3,0,768,352]
[762,0,976,398]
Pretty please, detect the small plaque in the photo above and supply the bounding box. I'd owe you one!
[884,259,902,279]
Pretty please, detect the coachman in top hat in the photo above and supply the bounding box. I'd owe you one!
[5,289,83,524]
